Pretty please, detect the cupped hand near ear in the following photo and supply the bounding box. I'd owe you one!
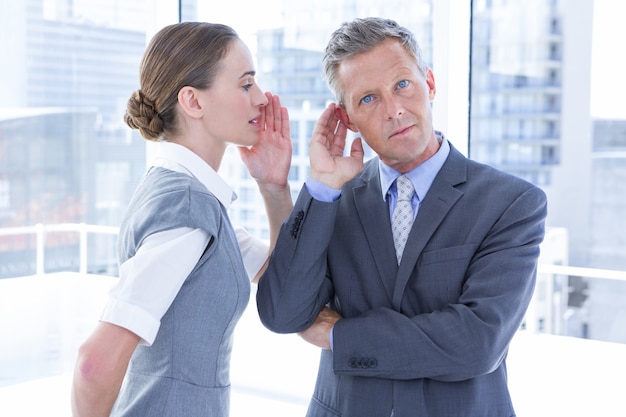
[309,103,364,190]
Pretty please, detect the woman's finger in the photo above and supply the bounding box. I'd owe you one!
[264,92,275,132]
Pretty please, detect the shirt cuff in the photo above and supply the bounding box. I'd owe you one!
[305,177,341,202]
[100,297,160,346]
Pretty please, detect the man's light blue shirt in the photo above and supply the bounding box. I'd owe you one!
[306,134,450,212]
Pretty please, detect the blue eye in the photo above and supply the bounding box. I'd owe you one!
[360,95,373,104]
[397,79,409,89]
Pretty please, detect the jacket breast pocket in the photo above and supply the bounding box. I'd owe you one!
[419,243,479,266]
[409,244,479,307]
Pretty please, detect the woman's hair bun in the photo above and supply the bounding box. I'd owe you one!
[124,89,164,141]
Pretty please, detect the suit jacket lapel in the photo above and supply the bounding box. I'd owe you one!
[392,146,468,309]
[353,160,399,302]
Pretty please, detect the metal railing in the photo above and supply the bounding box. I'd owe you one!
[525,264,626,341]
[1,223,625,342]
[0,223,119,276]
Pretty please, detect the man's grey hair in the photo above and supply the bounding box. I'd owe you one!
[323,17,427,106]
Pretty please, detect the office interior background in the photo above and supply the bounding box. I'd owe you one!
[1,0,625,416]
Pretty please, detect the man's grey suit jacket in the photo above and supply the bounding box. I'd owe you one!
[257,143,547,417]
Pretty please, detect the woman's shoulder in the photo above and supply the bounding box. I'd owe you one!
[125,167,224,229]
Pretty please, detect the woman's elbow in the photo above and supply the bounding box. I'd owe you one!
[74,342,110,388]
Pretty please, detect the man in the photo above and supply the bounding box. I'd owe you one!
[257,17,547,417]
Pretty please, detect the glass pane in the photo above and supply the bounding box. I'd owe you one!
[0,0,160,400]
[469,0,626,344]
[0,0,151,278]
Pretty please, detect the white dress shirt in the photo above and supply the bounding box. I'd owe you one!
[100,141,268,345]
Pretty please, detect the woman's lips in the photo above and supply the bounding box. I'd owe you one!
[249,114,262,128]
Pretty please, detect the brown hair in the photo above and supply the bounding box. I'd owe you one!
[125,22,239,141]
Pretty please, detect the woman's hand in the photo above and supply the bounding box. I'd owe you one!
[239,92,292,189]
[239,93,294,268]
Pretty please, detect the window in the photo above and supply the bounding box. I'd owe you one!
[470,0,626,346]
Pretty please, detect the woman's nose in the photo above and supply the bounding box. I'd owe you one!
[255,85,269,107]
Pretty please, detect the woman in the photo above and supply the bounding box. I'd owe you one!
[71,22,293,416]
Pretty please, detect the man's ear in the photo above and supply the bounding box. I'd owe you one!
[335,105,358,132]
[426,68,436,102]
[177,86,203,119]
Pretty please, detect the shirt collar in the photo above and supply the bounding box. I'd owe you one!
[151,141,236,210]
[379,131,450,202]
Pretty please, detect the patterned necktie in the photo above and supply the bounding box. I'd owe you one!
[391,175,415,264]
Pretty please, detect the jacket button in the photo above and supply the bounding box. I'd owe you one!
[289,210,305,239]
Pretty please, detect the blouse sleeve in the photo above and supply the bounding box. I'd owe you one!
[100,227,210,346]
[235,226,269,281]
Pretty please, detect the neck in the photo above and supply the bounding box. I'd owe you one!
[168,134,226,172]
